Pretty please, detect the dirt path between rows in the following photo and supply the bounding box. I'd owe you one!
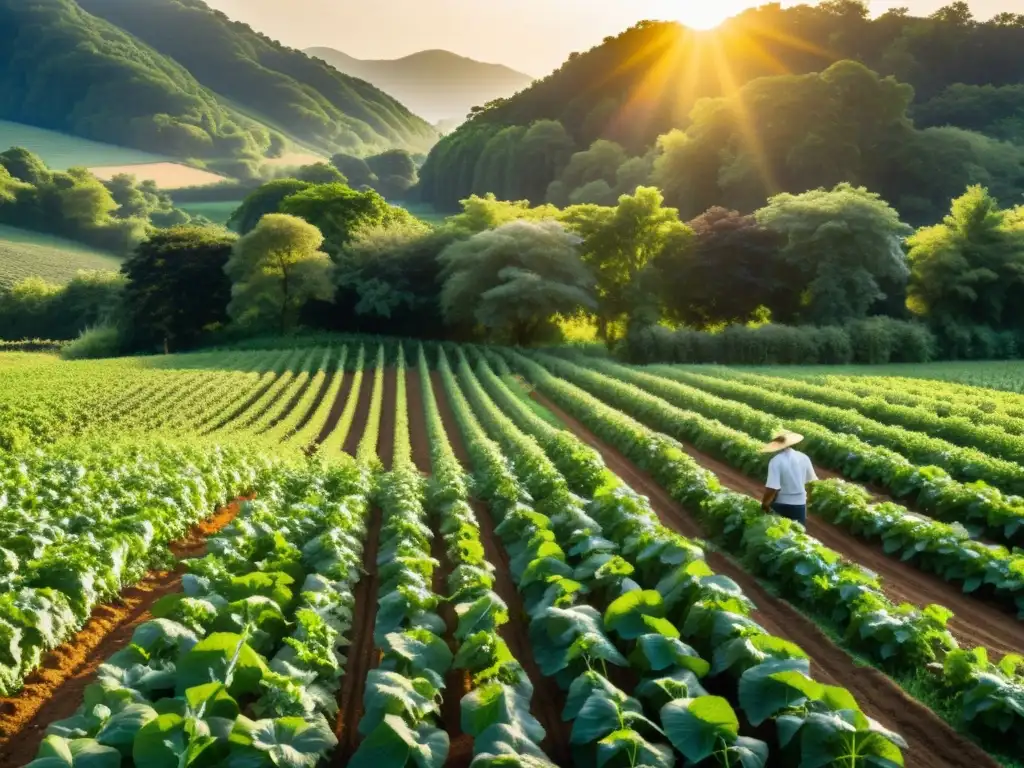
[314,371,353,447]
[532,392,1000,768]
[431,372,573,765]
[341,370,375,457]
[377,368,398,470]
[642,417,1023,658]
[405,368,433,473]
[332,506,381,765]
[0,498,248,767]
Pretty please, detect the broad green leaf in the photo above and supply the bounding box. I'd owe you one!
[175,633,269,698]
[382,629,454,677]
[629,634,710,676]
[456,593,509,639]
[349,715,448,768]
[604,590,665,640]
[462,682,545,743]
[245,716,337,767]
[660,696,740,763]
[739,658,823,726]
[95,704,157,756]
[594,728,674,768]
[27,736,121,768]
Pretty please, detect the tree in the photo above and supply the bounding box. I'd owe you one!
[278,183,408,252]
[0,148,51,186]
[906,186,1024,329]
[563,186,690,341]
[659,208,790,327]
[295,162,347,185]
[228,179,312,234]
[226,214,335,333]
[439,219,596,344]
[330,153,377,188]
[121,227,235,351]
[445,194,559,235]
[333,219,451,338]
[755,183,913,324]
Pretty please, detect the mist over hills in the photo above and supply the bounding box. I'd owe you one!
[305,47,534,126]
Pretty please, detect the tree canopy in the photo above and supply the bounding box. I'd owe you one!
[225,213,335,332]
[439,219,596,344]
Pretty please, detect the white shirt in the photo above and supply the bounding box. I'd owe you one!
[766,448,817,505]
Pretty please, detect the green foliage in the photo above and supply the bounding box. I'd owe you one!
[228,180,313,235]
[120,226,235,351]
[756,183,912,324]
[293,163,346,186]
[907,186,1024,332]
[226,213,334,332]
[439,219,596,344]
[0,0,265,160]
[75,0,436,156]
[278,183,408,253]
[0,271,123,342]
[60,324,123,360]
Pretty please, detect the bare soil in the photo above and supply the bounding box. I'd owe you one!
[313,371,354,447]
[405,368,433,473]
[341,371,375,457]
[0,498,248,768]
[532,393,1001,768]
[331,507,382,764]
[431,373,573,765]
[378,368,397,471]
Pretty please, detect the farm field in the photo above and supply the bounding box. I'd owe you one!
[0,119,166,169]
[0,225,123,288]
[747,360,1024,394]
[177,200,242,225]
[0,344,1021,768]
[87,162,227,189]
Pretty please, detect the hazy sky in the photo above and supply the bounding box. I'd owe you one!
[204,0,1021,75]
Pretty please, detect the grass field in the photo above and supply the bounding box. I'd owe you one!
[0,225,122,287]
[0,119,165,169]
[88,162,226,188]
[0,341,1021,768]
[178,200,241,225]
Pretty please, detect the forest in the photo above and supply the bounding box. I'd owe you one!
[0,0,434,166]
[417,2,1024,226]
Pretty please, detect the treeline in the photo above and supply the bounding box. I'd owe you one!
[0,147,213,255]
[76,0,436,156]
[0,0,276,161]
[418,3,1024,225]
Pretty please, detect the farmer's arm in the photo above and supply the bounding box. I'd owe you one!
[762,457,780,511]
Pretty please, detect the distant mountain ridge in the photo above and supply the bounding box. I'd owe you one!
[305,47,534,125]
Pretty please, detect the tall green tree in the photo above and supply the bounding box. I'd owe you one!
[278,183,409,252]
[439,219,596,344]
[121,227,235,351]
[906,186,1024,329]
[563,186,690,341]
[445,193,558,235]
[228,179,313,234]
[756,183,912,324]
[226,214,335,333]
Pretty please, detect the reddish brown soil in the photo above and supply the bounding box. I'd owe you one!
[431,373,573,764]
[532,393,1000,768]
[0,498,247,767]
[377,368,398,471]
[341,371,375,457]
[332,507,382,764]
[313,371,354,447]
[405,368,433,473]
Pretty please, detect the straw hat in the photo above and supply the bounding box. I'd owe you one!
[760,430,804,453]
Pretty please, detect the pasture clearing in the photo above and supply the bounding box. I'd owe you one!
[177,199,241,225]
[0,225,122,288]
[87,162,227,189]
[0,119,165,169]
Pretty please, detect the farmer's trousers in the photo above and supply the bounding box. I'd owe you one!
[771,502,807,525]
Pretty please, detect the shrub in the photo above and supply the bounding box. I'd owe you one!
[61,325,123,360]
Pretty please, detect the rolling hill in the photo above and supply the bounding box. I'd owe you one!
[417,7,1024,213]
[77,0,437,155]
[305,47,533,125]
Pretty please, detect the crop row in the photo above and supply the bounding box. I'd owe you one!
[653,366,1024,496]
[0,439,268,697]
[444,348,909,767]
[507,351,1024,754]
[22,460,373,767]
[568,356,1024,613]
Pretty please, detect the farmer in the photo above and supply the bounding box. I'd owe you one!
[760,430,817,525]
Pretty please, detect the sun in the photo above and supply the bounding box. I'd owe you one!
[670,1,759,30]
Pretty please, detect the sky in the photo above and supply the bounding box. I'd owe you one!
[204,0,1021,75]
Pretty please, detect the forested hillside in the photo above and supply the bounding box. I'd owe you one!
[306,47,534,125]
[418,4,1024,222]
[77,0,437,154]
[0,0,274,160]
